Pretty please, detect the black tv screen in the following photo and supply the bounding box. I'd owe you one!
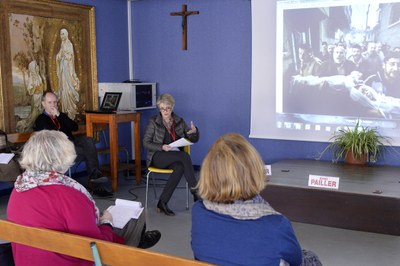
[135,84,153,108]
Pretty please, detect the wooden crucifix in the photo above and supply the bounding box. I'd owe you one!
[170,4,199,50]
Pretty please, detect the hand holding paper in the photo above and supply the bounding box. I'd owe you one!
[106,199,144,229]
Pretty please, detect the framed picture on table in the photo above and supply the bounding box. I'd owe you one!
[101,92,122,111]
[0,0,98,133]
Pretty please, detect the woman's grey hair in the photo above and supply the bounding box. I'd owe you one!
[19,130,76,174]
[156,93,175,108]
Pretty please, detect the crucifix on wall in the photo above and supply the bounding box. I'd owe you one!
[170,4,199,50]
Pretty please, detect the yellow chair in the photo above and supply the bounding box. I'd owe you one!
[145,146,191,210]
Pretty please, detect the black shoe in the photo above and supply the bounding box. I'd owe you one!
[90,176,108,184]
[193,193,199,202]
[93,187,114,198]
[157,200,175,216]
[138,230,161,249]
[190,188,199,202]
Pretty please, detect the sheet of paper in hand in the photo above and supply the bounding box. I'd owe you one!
[106,199,144,229]
[169,138,193,148]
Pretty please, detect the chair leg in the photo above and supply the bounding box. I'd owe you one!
[186,181,189,210]
[124,149,129,177]
[145,171,159,210]
[145,171,150,210]
[151,172,157,199]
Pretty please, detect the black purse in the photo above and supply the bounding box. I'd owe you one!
[0,130,22,182]
[0,242,15,266]
[0,130,10,153]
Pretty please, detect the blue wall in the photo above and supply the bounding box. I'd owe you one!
[63,0,400,167]
[2,0,398,193]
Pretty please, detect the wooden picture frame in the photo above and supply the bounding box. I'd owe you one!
[0,0,98,133]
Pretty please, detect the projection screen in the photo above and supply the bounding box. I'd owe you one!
[250,0,400,145]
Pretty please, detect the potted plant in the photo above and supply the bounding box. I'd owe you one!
[325,121,390,164]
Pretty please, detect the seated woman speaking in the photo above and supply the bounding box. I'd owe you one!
[143,93,199,216]
[191,133,322,266]
[7,130,160,266]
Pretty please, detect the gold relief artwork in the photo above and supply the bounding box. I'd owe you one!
[0,0,98,133]
[10,14,85,132]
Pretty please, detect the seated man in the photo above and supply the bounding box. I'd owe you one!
[34,91,112,197]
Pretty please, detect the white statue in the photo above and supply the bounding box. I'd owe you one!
[56,28,80,120]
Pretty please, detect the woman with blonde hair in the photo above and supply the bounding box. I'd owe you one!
[192,133,321,266]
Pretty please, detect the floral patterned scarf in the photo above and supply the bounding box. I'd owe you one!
[14,170,100,222]
[203,194,280,220]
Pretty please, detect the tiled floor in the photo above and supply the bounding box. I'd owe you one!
[1,173,399,266]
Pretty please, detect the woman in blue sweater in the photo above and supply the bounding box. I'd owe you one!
[191,133,320,266]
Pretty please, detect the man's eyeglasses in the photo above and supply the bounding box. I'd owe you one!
[159,107,172,112]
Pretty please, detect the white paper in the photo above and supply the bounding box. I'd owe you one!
[0,153,14,164]
[169,137,193,148]
[106,199,144,229]
[264,165,272,176]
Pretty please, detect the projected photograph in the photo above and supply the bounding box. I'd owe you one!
[277,0,400,136]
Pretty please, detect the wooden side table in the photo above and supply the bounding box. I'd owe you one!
[85,112,141,192]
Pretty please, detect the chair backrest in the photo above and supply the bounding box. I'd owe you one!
[184,145,191,155]
[6,125,87,144]
[0,219,212,266]
[0,130,9,152]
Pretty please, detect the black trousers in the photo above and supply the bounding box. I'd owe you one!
[73,135,101,178]
[0,242,14,266]
[151,151,197,203]
[114,211,146,247]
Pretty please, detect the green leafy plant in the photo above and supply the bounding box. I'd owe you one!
[325,121,390,163]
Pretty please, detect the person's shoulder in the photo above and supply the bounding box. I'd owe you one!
[192,201,207,215]
[258,212,293,228]
[345,59,356,67]
[35,112,47,120]
[58,112,70,119]
[150,114,162,124]
[320,59,333,68]
[46,184,92,204]
[151,113,160,120]
[39,183,80,193]
[192,201,217,224]
[172,113,184,123]
[58,112,77,125]
[193,200,205,209]
[33,113,48,129]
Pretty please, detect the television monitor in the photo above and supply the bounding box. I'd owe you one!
[98,82,157,111]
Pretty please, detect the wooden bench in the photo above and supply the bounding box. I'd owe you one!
[6,124,87,144]
[0,219,211,265]
[6,125,133,186]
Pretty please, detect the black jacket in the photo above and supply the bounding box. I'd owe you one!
[34,112,78,140]
[143,113,199,166]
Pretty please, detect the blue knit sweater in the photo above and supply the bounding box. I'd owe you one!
[191,201,302,266]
